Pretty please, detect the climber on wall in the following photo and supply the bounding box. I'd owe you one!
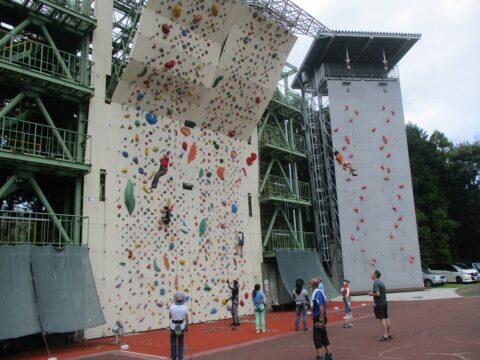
[235,231,245,258]
[161,205,174,225]
[334,150,357,176]
[151,152,170,190]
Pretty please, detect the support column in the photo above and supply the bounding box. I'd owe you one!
[28,177,72,244]
[34,96,73,160]
[0,92,26,118]
[262,207,279,247]
[72,176,82,244]
[0,174,18,199]
[297,208,305,248]
[0,19,31,49]
[280,208,299,247]
[39,24,73,81]
[259,159,274,192]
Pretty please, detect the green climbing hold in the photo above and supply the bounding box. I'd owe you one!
[204,283,212,291]
[212,75,224,88]
[199,168,204,178]
[134,119,141,127]
[153,259,161,272]
[199,218,207,237]
[124,180,135,215]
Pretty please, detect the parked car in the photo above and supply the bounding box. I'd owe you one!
[428,263,480,283]
[470,262,480,272]
[422,270,446,287]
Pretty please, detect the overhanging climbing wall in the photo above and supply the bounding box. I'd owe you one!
[112,0,297,140]
[84,0,296,337]
[327,79,423,292]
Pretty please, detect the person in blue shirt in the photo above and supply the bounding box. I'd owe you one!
[252,284,266,333]
[310,278,334,360]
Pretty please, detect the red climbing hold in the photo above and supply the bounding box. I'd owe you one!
[182,142,188,151]
[217,167,225,180]
[345,105,349,111]
[250,152,257,161]
[181,127,191,136]
[353,207,359,213]
[193,15,202,24]
[361,185,367,190]
[165,60,176,69]
[127,249,133,259]
[381,105,386,111]
[255,96,261,104]
[228,130,236,137]
[244,292,249,299]
[371,128,376,133]
[162,23,171,35]
[399,184,405,189]
[333,128,339,133]
[246,157,253,166]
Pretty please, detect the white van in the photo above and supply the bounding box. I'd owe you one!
[428,263,479,283]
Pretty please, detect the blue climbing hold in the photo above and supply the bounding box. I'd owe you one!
[145,112,158,125]
[169,243,175,250]
[122,151,129,158]
[210,308,217,315]
[231,203,238,214]
[138,167,145,174]
[184,295,190,302]
[160,288,166,295]
[137,93,145,101]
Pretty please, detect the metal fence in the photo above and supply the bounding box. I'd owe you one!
[0,116,91,164]
[11,0,95,17]
[0,210,88,246]
[260,124,306,153]
[263,230,316,254]
[271,86,302,110]
[0,29,93,87]
[261,174,310,201]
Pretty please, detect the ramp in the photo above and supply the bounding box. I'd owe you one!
[275,249,339,300]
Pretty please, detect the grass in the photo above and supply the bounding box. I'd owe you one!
[441,283,475,289]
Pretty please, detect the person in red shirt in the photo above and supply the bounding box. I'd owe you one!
[151,153,170,189]
[334,151,357,176]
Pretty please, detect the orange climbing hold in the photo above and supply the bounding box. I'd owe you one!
[217,166,225,180]
[181,127,191,136]
[163,254,170,271]
[193,15,202,24]
[188,142,197,164]
[230,149,237,159]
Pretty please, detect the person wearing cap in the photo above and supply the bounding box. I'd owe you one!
[169,292,189,360]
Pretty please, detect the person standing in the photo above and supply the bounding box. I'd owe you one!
[310,278,334,360]
[169,292,189,360]
[368,270,393,341]
[292,279,309,331]
[341,280,352,320]
[252,284,266,333]
[227,279,240,328]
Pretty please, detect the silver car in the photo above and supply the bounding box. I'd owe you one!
[422,270,447,287]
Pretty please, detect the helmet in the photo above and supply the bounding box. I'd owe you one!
[174,292,185,305]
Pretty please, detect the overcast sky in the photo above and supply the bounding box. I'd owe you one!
[286,0,480,143]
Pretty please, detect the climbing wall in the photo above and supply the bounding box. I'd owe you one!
[84,0,295,337]
[327,79,423,292]
[112,0,297,140]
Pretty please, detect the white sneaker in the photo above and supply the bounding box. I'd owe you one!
[256,330,259,334]
[342,315,349,320]
[262,329,266,333]
[349,314,353,319]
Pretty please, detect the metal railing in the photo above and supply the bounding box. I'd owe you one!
[317,63,399,81]
[260,175,310,201]
[263,230,316,253]
[0,210,88,246]
[0,116,91,164]
[0,29,93,87]
[11,0,95,18]
[260,124,306,153]
[271,87,302,110]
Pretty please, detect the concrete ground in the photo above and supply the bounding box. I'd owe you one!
[9,285,480,360]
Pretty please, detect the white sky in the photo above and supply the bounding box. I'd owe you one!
[287,0,480,143]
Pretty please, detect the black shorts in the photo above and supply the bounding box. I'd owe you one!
[374,303,388,320]
[313,316,330,349]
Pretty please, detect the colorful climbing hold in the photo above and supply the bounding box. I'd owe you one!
[216,167,225,180]
[137,66,147,77]
[193,14,202,24]
[231,203,238,214]
[212,75,224,88]
[199,218,207,237]
[145,112,158,125]
[204,283,212,292]
[181,127,191,136]
[124,180,135,215]
[172,3,182,18]
[188,142,197,164]
[165,60,176,69]
[161,23,170,35]
[211,2,220,16]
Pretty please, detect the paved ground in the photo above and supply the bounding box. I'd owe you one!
[456,283,480,297]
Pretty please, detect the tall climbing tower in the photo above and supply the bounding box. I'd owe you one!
[293,30,424,291]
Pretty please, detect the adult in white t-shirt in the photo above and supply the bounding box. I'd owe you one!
[169,292,189,360]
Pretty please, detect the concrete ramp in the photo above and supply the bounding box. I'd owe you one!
[275,249,339,300]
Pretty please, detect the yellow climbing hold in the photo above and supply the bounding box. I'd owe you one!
[144,147,149,156]
[121,167,128,174]
[172,3,182,18]
[179,259,185,265]
[187,88,195,96]
[134,134,139,142]
[124,113,130,119]
[221,298,228,305]
[213,297,219,302]
[153,146,159,152]
[211,2,220,16]
[142,186,150,194]
[183,287,189,293]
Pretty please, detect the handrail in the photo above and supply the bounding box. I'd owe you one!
[263,230,316,253]
[260,174,310,201]
[10,0,95,18]
[0,115,91,164]
[260,123,306,153]
[0,210,89,247]
[0,29,93,87]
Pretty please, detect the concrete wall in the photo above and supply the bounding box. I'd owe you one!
[327,79,423,293]
[83,0,295,338]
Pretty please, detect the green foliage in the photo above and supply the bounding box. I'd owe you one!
[406,124,479,266]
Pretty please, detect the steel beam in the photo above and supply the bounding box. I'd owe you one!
[34,96,74,160]
[280,208,299,247]
[28,176,72,244]
[0,92,26,118]
[39,24,74,81]
[275,159,293,193]
[262,207,279,247]
[259,159,274,192]
[72,176,82,244]
[0,174,18,199]
[0,19,31,49]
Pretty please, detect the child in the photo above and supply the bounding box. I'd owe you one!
[227,279,240,328]
[169,292,189,360]
[161,204,174,225]
[151,153,170,190]
[292,279,309,331]
[334,151,357,176]
[341,280,352,320]
[252,284,266,333]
